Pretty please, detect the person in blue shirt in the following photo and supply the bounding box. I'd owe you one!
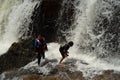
[34,34,47,66]
[58,41,74,65]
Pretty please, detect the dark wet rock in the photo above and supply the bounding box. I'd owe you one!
[49,68,58,75]
[0,59,85,80]
[0,38,36,74]
[21,65,85,80]
[30,0,63,42]
[22,71,84,80]
[30,0,75,42]
[93,70,120,80]
[69,71,84,80]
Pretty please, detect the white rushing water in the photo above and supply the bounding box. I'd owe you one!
[0,0,40,55]
[69,0,120,77]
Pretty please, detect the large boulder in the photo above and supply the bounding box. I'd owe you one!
[30,0,63,42]
[30,0,75,42]
[22,71,84,80]
[0,38,36,74]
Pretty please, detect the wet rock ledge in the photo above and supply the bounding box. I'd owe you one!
[22,70,120,80]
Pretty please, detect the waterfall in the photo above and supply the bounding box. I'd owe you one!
[69,0,98,51]
[59,1,120,76]
[66,0,120,69]
[0,0,40,55]
[53,1,120,77]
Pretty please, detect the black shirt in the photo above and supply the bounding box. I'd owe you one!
[61,44,70,53]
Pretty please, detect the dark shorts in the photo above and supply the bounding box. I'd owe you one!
[59,47,67,58]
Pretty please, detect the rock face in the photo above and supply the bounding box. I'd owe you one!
[0,63,85,80]
[0,38,36,74]
[22,70,120,80]
[93,70,120,80]
[30,0,63,42]
[22,71,84,80]
[30,0,75,42]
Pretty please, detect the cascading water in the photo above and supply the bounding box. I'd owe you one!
[56,0,75,42]
[0,0,40,55]
[66,0,120,72]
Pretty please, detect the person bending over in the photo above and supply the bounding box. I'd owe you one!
[58,41,74,65]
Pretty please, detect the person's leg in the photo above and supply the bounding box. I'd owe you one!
[38,52,41,65]
[59,51,69,64]
[42,51,45,59]
[40,50,45,59]
[58,57,64,64]
[58,51,66,64]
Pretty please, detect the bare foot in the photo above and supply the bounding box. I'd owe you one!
[57,63,63,67]
[57,63,61,65]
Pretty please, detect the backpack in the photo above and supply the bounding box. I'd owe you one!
[34,39,39,48]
